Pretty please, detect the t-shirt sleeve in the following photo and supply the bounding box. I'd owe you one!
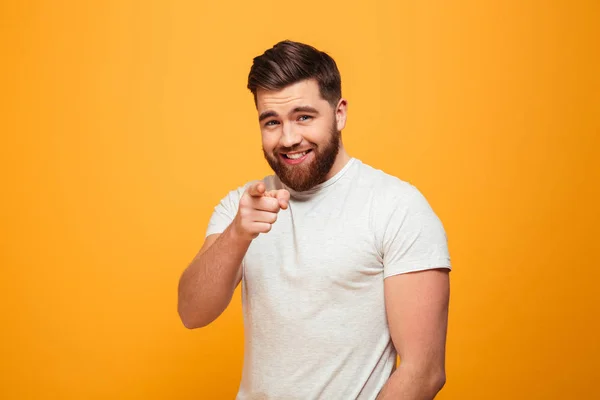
[380,187,451,278]
[205,185,247,238]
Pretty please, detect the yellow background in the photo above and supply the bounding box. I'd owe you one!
[1,1,599,399]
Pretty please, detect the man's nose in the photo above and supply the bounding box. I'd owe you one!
[280,122,302,148]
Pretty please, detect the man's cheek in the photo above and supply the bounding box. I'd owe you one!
[263,139,277,152]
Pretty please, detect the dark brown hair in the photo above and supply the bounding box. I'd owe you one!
[247,40,342,107]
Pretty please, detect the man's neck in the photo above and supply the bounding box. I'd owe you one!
[324,147,352,181]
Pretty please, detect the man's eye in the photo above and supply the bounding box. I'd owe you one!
[265,120,279,127]
[298,115,312,122]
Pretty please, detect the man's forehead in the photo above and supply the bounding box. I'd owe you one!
[256,80,322,112]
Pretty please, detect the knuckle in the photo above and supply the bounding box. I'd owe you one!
[268,198,280,211]
[239,196,250,207]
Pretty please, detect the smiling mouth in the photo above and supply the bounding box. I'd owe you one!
[282,149,313,159]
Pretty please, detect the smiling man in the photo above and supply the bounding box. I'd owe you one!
[177,40,452,400]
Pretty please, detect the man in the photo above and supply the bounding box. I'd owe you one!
[178,40,451,400]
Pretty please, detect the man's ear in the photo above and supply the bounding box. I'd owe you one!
[335,98,348,131]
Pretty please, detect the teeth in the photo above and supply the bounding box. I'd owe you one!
[286,151,307,160]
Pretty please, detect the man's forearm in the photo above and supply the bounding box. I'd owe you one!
[376,364,446,400]
[177,224,251,329]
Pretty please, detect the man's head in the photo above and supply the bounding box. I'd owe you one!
[247,40,347,192]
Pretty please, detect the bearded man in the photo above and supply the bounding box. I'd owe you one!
[177,40,452,400]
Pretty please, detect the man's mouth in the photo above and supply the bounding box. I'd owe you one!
[282,149,312,159]
[279,149,313,164]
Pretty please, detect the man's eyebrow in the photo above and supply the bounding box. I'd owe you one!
[291,106,319,115]
[259,111,278,122]
[258,106,320,122]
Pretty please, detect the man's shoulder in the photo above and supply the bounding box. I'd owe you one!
[354,160,421,200]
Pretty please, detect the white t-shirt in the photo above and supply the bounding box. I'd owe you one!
[206,158,451,400]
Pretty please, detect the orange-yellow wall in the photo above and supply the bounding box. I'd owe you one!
[1,1,598,399]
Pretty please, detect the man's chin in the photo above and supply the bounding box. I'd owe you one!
[277,173,314,192]
[266,153,332,192]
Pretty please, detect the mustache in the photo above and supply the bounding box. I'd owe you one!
[273,144,315,154]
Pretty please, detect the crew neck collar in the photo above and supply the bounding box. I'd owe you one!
[282,158,357,198]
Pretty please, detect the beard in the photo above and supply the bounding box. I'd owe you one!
[263,123,341,192]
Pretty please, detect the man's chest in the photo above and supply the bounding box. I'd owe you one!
[240,202,389,342]
[242,206,383,296]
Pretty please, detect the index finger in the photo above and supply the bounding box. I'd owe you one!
[246,181,266,197]
[265,189,290,210]
[275,189,290,210]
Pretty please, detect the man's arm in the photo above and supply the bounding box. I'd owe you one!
[177,181,290,329]
[177,226,251,329]
[377,268,450,400]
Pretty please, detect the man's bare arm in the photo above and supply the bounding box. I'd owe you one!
[177,227,250,329]
[177,182,290,329]
[377,268,450,399]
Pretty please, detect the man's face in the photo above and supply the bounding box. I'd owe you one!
[256,79,346,192]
